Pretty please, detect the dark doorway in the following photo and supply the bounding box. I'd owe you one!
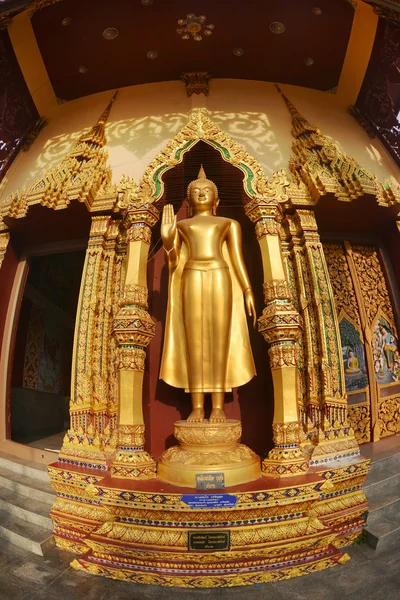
[10,249,85,451]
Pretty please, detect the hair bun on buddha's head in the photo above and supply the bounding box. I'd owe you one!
[187,164,218,199]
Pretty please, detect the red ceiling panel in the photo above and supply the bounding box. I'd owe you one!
[31,0,355,100]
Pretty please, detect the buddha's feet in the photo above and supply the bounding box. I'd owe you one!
[187,408,205,423]
[209,408,226,423]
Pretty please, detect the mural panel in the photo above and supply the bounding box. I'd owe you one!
[373,315,400,384]
[339,318,369,393]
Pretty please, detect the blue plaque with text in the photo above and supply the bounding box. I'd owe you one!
[181,493,237,509]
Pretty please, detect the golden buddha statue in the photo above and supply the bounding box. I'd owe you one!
[160,166,257,423]
[345,350,361,374]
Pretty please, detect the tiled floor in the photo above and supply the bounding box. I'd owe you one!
[0,541,399,600]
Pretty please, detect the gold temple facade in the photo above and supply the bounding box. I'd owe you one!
[0,0,399,589]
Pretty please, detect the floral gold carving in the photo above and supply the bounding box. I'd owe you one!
[351,245,396,327]
[127,225,152,244]
[181,71,212,97]
[272,422,302,446]
[121,284,148,309]
[255,219,279,238]
[323,244,361,328]
[0,231,10,270]
[117,347,146,371]
[378,396,400,437]
[161,444,257,466]
[116,425,146,448]
[173,420,242,446]
[263,280,291,303]
[348,404,371,443]
[268,344,297,369]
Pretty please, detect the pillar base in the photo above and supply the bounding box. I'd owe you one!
[308,420,360,467]
[58,428,108,471]
[262,448,309,478]
[262,421,309,478]
[111,449,156,479]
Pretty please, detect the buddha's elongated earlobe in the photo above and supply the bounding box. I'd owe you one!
[212,198,219,216]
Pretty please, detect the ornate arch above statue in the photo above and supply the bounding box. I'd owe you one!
[118,108,295,209]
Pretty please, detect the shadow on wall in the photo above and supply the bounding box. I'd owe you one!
[23,110,286,186]
[210,110,285,176]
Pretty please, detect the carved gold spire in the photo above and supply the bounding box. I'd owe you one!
[275,85,318,138]
[1,91,119,220]
[276,84,400,206]
[79,91,118,147]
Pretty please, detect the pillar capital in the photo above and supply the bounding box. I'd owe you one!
[245,196,281,225]
[124,201,159,230]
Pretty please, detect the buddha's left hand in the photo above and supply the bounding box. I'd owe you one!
[244,289,257,328]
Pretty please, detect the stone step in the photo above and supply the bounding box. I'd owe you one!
[365,498,400,550]
[0,452,50,484]
[366,452,400,486]
[0,487,53,530]
[363,472,400,511]
[0,465,55,506]
[0,509,54,556]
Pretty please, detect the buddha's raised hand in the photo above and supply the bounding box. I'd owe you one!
[161,204,177,252]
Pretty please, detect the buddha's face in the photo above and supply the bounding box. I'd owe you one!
[188,180,217,213]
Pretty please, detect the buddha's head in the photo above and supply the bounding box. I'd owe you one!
[187,165,219,215]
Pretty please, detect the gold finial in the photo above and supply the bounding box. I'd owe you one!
[97,90,119,125]
[79,90,119,147]
[275,84,301,119]
[275,84,318,137]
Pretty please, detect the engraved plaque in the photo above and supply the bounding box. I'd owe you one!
[196,472,225,490]
[188,530,230,552]
[181,494,237,509]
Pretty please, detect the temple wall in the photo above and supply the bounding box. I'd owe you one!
[0,78,398,206]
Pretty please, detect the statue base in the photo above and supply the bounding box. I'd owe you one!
[157,420,261,487]
[49,455,370,588]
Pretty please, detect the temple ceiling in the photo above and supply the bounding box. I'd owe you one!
[25,0,356,101]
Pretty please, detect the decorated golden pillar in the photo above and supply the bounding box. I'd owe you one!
[60,215,124,470]
[111,195,159,479]
[280,213,318,429]
[274,85,399,462]
[0,93,122,470]
[289,209,359,463]
[245,188,308,477]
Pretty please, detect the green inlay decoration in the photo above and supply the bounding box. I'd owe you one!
[153,165,169,197]
[208,140,231,160]
[175,140,195,160]
[240,163,255,196]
